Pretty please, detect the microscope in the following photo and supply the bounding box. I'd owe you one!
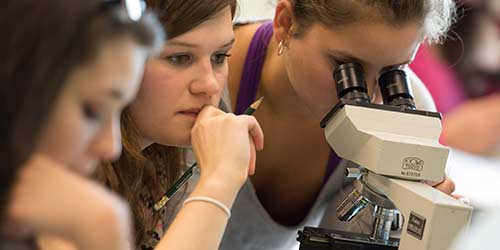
[297,63,473,250]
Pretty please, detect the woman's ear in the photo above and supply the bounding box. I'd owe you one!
[273,0,295,45]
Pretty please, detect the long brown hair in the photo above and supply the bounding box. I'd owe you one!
[0,0,163,247]
[97,0,237,246]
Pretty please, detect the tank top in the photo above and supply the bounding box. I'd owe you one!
[218,21,348,250]
[234,21,341,184]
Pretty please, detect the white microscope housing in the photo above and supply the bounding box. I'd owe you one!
[315,62,473,250]
[322,102,472,250]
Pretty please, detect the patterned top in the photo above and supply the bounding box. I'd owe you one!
[136,188,167,250]
[135,154,194,250]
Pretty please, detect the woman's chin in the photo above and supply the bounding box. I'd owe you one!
[155,135,191,148]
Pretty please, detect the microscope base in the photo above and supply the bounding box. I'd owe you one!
[298,227,399,250]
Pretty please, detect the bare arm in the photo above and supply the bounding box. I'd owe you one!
[155,106,264,250]
[155,179,238,250]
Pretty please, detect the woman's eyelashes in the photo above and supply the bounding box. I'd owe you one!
[211,52,231,65]
[162,51,232,68]
[329,56,348,67]
[165,54,193,66]
[82,102,103,122]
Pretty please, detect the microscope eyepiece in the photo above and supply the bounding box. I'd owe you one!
[378,69,416,109]
[333,62,370,103]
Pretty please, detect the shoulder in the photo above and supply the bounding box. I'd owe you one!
[227,22,265,110]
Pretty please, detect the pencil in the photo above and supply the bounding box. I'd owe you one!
[242,96,264,115]
[153,97,264,211]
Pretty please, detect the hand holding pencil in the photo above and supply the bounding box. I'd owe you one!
[191,102,264,186]
[154,98,264,211]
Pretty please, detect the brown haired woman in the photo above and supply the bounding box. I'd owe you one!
[216,0,460,249]
[97,1,265,250]
[0,0,163,249]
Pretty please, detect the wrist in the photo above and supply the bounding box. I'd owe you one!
[183,196,231,218]
[192,176,242,209]
[199,162,248,187]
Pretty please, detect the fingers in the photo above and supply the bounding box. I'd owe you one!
[248,138,256,176]
[196,106,264,151]
[238,115,264,151]
[432,177,456,195]
[197,105,225,121]
[192,108,263,180]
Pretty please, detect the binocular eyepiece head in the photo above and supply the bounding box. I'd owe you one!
[333,62,370,104]
[333,62,416,109]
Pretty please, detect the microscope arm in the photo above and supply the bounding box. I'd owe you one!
[364,173,473,250]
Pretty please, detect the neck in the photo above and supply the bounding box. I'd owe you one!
[139,136,153,151]
[260,36,320,122]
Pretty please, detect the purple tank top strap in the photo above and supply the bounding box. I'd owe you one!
[235,21,274,114]
[235,21,341,183]
[324,150,341,184]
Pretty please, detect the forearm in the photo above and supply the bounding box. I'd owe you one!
[155,178,240,250]
[30,196,133,250]
[38,226,131,250]
[71,200,133,250]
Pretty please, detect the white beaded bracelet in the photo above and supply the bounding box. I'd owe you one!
[183,196,231,218]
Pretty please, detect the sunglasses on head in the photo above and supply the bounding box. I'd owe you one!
[102,0,146,21]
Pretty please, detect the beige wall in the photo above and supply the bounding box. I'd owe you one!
[235,0,276,23]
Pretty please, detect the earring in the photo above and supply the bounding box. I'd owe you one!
[277,41,286,56]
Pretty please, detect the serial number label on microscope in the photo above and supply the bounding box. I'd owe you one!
[400,171,421,177]
[407,212,426,240]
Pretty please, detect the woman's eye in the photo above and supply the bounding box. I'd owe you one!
[331,57,347,66]
[212,53,231,65]
[83,103,103,121]
[166,54,192,66]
